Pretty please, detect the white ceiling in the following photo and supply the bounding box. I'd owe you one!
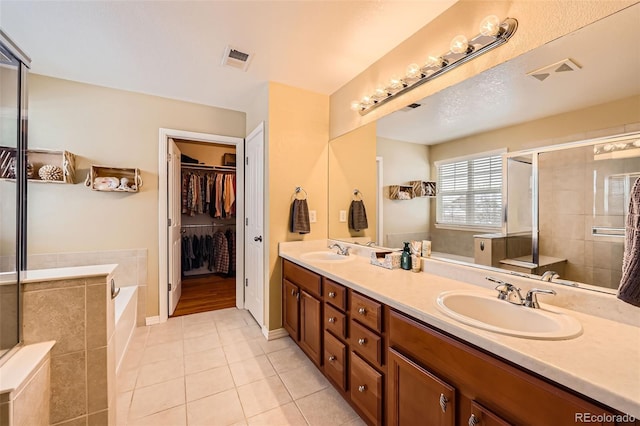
[0,0,457,112]
[377,3,640,145]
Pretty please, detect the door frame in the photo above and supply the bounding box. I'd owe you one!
[158,128,244,323]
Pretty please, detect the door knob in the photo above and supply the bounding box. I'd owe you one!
[254,236,262,242]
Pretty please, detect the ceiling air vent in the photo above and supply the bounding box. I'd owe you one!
[400,103,422,112]
[221,45,253,72]
[527,58,581,82]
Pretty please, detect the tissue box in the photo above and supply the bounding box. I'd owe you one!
[370,251,401,269]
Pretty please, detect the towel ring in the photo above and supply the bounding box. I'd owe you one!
[294,186,308,200]
[353,189,363,200]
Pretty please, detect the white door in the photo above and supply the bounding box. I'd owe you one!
[168,139,182,315]
[245,123,265,325]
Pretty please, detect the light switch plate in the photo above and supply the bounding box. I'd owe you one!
[309,210,317,223]
[339,210,347,222]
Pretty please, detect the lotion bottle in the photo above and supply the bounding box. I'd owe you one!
[401,242,411,270]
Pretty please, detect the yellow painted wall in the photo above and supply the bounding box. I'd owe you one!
[328,122,377,240]
[27,74,246,317]
[266,82,329,330]
[329,0,633,139]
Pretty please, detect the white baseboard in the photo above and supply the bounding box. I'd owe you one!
[262,326,289,341]
[145,316,161,326]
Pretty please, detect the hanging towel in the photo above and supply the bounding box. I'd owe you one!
[348,200,368,231]
[618,177,640,307]
[290,199,310,234]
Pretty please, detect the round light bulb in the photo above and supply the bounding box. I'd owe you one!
[389,75,404,90]
[450,35,469,54]
[350,100,362,111]
[425,55,445,69]
[479,15,501,37]
[374,86,387,99]
[361,95,372,106]
[406,63,421,79]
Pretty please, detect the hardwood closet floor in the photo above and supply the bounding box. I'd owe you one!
[171,274,236,317]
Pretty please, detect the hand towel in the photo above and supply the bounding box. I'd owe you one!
[618,177,640,307]
[290,199,310,234]
[349,200,368,231]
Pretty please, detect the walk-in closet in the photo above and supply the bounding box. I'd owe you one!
[171,138,238,317]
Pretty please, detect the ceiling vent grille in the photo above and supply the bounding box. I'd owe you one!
[527,58,581,82]
[221,45,253,72]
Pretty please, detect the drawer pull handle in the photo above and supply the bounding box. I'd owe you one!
[328,291,336,298]
[358,385,367,392]
[328,317,336,324]
[439,393,448,413]
[357,338,367,345]
[328,355,336,362]
[291,289,295,296]
[358,307,366,315]
[468,414,479,426]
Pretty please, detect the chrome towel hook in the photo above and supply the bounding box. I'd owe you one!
[294,186,308,200]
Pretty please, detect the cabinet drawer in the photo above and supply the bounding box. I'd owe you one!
[323,278,347,311]
[283,260,321,298]
[350,352,383,426]
[325,304,347,340]
[350,291,382,332]
[350,319,382,367]
[324,331,347,391]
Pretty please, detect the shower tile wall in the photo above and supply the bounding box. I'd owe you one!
[539,143,638,288]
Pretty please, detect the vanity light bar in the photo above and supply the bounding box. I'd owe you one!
[351,16,518,116]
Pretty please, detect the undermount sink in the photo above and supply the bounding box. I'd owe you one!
[300,251,355,263]
[436,290,582,340]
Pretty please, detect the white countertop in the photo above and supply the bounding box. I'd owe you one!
[0,341,55,396]
[279,240,640,418]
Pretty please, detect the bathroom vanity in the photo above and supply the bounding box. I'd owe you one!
[280,241,640,426]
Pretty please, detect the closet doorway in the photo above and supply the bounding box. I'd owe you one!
[158,129,244,324]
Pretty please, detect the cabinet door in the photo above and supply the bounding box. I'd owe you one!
[283,279,299,340]
[468,401,513,426]
[299,290,322,366]
[350,352,383,426]
[387,348,455,426]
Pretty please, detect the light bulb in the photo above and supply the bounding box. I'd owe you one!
[374,86,388,99]
[406,63,421,79]
[425,55,446,69]
[389,75,404,90]
[479,15,501,37]
[350,100,362,111]
[361,96,373,107]
[450,35,469,54]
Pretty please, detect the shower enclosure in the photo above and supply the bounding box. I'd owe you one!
[0,30,30,363]
[503,131,640,290]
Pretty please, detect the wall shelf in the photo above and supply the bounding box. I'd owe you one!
[85,165,143,192]
[0,146,76,184]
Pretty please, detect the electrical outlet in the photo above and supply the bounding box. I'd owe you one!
[309,210,317,223]
[339,210,347,222]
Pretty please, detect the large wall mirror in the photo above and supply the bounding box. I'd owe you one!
[328,4,640,293]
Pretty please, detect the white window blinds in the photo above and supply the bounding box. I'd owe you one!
[436,151,504,229]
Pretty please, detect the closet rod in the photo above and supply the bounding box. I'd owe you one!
[181,223,235,228]
[181,163,235,171]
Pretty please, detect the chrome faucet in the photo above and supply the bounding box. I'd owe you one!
[365,241,376,247]
[524,288,556,309]
[540,270,559,282]
[328,243,350,256]
[486,277,524,305]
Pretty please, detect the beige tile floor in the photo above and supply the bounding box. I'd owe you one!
[117,308,366,426]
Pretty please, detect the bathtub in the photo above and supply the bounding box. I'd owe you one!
[115,285,137,374]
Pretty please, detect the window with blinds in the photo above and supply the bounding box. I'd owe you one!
[436,151,504,229]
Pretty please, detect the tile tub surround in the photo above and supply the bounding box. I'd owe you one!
[21,265,117,425]
[0,248,149,326]
[0,341,54,426]
[279,240,640,418]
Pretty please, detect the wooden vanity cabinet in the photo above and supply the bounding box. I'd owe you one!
[282,260,322,366]
[387,309,621,426]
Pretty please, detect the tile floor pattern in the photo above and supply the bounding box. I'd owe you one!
[117,308,366,426]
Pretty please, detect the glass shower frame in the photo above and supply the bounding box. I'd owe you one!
[503,131,640,290]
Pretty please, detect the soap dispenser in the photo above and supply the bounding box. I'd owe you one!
[401,242,412,270]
